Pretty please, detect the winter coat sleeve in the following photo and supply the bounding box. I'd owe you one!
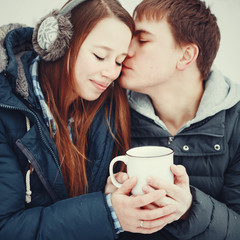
[165,186,240,240]
[0,122,116,240]
[165,150,240,240]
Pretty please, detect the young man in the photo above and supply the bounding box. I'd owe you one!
[119,0,240,239]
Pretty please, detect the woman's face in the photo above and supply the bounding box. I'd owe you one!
[73,17,132,101]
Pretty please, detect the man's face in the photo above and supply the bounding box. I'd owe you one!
[120,17,182,94]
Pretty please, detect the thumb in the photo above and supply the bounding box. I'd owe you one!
[117,176,137,195]
[115,172,129,184]
[171,164,189,186]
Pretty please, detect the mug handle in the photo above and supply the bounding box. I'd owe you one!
[109,155,128,188]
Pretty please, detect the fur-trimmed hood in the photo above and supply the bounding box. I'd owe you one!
[0,24,36,101]
[0,23,27,72]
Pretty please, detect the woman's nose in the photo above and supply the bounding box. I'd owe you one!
[101,64,120,81]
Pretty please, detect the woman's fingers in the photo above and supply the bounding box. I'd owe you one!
[105,172,129,194]
[111,179,176,234]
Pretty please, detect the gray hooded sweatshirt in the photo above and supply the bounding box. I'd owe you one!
[128,66,240,134]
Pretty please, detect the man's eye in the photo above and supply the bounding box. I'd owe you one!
[138,39,148,44]
[94,54,104,61]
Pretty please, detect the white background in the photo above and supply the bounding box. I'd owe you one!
[0,0,239,83]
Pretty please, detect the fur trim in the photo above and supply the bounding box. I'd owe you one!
[32,10,73,62]
[15,52,29,99]
[0,23,26,72]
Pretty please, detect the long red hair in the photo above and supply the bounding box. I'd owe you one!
[39,0,134,197]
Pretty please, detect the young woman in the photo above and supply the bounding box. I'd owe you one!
[0,0,134,239]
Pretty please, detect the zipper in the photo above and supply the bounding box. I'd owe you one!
[0,103,62,176]
[16,139,59,202]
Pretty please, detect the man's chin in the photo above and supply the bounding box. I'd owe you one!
[119,75,129,89]
[119,73,141,91]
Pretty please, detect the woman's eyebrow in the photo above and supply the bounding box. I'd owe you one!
[93,45,112,51]
[93,45,128,56]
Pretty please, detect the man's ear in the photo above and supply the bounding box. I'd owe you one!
[177,44,199,71]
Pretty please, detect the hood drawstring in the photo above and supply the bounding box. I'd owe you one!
[25,116,34,203]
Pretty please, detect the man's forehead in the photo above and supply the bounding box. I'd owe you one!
[134,18,167,36]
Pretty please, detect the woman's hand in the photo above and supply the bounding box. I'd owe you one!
[105,172,129,194]
[111,177,176,234]
[143,164,192,223]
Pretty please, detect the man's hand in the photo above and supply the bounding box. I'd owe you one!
[143,164,192,223]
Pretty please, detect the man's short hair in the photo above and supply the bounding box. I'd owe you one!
[134,0,221,80]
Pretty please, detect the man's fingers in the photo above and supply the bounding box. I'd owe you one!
[171,164,189,183]
[146,176,177,197]
[133,189,166,208]
[143,203,158,210]
[143,185,175,207]
[137,204,176,221]
[146,165,189,198]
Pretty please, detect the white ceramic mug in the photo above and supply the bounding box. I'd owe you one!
[109,146,174,195]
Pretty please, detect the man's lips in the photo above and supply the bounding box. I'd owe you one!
[122,64,132,70]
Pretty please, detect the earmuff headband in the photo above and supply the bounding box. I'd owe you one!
[60,0,87,16]
[32,0,87,61]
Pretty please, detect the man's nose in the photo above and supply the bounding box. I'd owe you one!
[127,39,136,58]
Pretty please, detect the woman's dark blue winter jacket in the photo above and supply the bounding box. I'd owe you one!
[0,27,117,240]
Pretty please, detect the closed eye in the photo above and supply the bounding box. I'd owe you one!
[138,39,149,44]
[116,61,122,66]
[94,54,104,61]
[134,29,153,45]
[94,53,123,67]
